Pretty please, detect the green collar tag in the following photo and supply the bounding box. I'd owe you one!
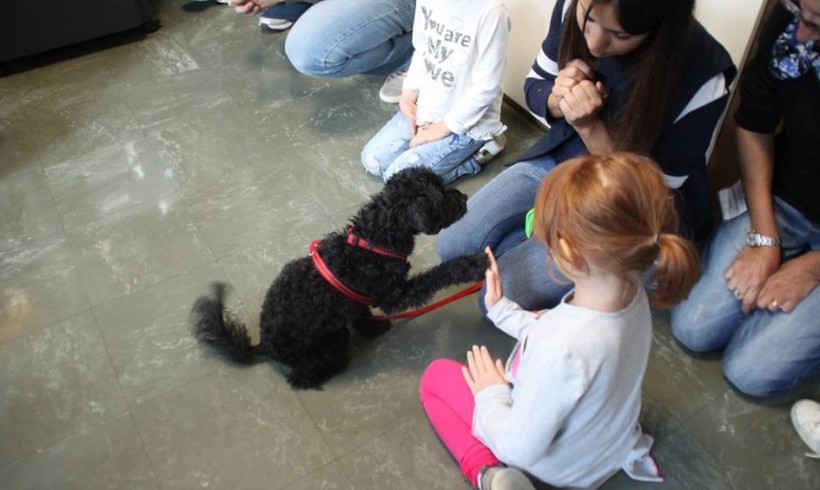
[525,208,535,238]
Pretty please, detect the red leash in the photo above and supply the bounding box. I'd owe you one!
[371,281,484,321]
[309,238,483,320]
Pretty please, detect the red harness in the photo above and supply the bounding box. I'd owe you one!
[309,228,407,306]
[309,228,482,319]
[310,239,374,305]
[344,228,408,261]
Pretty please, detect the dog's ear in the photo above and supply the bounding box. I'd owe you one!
[384,167,443,192]
[402,169,451,234]
[407,190,446,235]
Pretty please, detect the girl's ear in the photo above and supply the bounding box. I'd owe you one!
[558,237,576,265]
[558,237,587,273]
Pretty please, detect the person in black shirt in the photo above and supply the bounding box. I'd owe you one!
[671,0,820,397]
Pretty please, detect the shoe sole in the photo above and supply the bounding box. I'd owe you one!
[378,93,402,104]
[259,19,293,31]
[473,135,507,165]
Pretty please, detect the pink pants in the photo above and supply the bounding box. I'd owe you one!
[419,358,500,486]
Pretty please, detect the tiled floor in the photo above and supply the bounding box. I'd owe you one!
[1,2,819,489]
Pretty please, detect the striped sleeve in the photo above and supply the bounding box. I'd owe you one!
[523,0,569,121]
[654,72,730,187]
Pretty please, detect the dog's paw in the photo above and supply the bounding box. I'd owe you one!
[447,252,490,281]
[467,251,490,272]
[285,353,350,390]
[353,317,392,337]
[286,370,323,390]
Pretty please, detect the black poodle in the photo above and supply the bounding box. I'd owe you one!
[191,167,487,389]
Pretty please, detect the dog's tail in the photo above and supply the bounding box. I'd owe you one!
[191,283,266,365]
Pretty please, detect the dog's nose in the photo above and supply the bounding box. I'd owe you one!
[449,190,468,205]
[447,192,468,219]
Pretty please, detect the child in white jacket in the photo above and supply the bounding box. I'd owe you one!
[420,153,700,488]
[361,0,509,185]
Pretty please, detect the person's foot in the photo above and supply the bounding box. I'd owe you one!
[257,2,311,31]
[792,399,820,459]
[477,465,535,490]
[181,0,225,12]
[378,67,409,103]
[472,134,507,166]
[258,15,293,31]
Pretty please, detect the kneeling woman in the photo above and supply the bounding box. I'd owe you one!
[438,0,736,311]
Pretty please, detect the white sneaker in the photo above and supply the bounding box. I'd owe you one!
[472,133,507,166]
[258,16,293,31]
[791,399,820,459]
[478,465,535,490]
[378,68,409,103]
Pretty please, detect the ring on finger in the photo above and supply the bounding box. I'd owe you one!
[734,289,743,300]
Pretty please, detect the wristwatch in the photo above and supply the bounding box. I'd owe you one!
[746,230,781,247]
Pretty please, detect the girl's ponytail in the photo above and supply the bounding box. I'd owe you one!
[651,232,699,309]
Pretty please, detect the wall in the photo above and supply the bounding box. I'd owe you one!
[705,0,778,199]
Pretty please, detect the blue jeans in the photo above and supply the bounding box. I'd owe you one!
[284,0,415,78]
[670,197,820,397]
[437,158,572,313]
[362,112,485,185]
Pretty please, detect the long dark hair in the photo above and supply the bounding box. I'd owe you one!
[558,0,695,153]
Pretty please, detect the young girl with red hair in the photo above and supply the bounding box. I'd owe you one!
[420,153,699,489]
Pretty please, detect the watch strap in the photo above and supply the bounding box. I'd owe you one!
[747,230,781,247]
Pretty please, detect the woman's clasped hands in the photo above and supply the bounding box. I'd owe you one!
[552,59,609,129]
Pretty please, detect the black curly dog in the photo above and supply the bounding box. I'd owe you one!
[191,168,487,389]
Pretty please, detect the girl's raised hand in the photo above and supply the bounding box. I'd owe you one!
[484,246,503,311]
[463,345,508,395]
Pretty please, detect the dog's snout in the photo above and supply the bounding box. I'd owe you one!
[446,190,469,222]
[448,189,468,207]
[456,191,468,208]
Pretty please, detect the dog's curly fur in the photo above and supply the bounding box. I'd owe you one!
[191,168,487,389]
